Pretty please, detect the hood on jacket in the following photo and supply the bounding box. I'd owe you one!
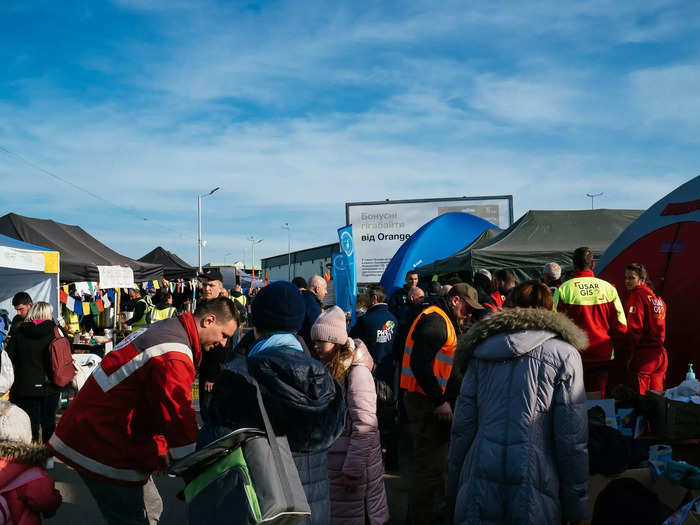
[350,339,373,372]
[0,441,51,467]
[210,347,346,453]
[454,307,588,374]
[16,320,55,340]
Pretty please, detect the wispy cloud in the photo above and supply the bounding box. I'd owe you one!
[0,1,697,267]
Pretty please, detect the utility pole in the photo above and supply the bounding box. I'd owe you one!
[282,223,291,281]
[247,236,263,283]
[197,186,220,272]
[586,192,603,210]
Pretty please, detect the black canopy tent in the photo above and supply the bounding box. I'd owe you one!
[0,213,164,283]
[139,247,196,281]
[418,209,643,281]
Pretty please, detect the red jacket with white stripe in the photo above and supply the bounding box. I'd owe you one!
[48,313,201,485]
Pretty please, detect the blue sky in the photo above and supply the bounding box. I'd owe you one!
[1,1,698,268]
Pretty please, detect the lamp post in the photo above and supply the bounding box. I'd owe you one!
[248,236,263,283]
[197,186,220,273]
[586,192,603,210]
[282,223,291,281]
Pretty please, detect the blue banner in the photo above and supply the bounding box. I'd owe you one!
[336,225,358,326]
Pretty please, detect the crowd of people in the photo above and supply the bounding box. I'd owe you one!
[0,243,672,524]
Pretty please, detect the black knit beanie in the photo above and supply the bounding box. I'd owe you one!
[251,281,305,332]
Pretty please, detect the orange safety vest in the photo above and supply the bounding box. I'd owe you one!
[400,305,457,395]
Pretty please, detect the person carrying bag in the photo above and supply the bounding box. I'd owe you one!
[172,375,311,525]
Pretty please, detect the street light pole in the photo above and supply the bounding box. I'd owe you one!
[282,223,291,281]
[586,192,603,210]
[197,186,220,273]
[247,236,263,283]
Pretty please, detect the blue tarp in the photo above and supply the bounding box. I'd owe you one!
[379,212,498,296]
[0,233,49,252]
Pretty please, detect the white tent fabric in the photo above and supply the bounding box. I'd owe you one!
[0,235,59,318]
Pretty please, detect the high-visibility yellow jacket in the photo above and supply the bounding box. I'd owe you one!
[553,270,627,363]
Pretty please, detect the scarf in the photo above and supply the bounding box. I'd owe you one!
[248,332,303,357]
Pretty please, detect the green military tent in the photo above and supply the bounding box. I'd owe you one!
[416,228,501,277]
[418,209,642,281]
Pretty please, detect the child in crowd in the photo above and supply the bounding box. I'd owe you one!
[0,400,61,523]
[311,306,389,525]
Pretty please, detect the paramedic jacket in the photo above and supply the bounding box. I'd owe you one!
[48,313,202,485]
[553,269,627,363]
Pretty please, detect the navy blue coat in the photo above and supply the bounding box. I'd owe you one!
[349,303,398,384]
[203,344,345,525]
[299,290,323,350]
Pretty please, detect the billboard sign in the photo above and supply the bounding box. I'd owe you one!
[346,196,513,283]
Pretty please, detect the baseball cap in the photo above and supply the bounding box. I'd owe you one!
[450,283,484,310]
[199,267,223,282]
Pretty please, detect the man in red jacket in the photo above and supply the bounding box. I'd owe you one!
[554,247,627,397]
[48,297,241,525]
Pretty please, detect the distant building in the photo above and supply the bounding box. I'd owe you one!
[261,242,339,283]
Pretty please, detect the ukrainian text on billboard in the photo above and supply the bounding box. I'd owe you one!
[347,197,512,282]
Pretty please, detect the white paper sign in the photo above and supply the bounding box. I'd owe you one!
[0,247,45,271]
[97,266,135,289]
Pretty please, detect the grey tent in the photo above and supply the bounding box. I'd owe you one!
[418,209,643,281]
[139,247,196,281]
[0,213,164,283]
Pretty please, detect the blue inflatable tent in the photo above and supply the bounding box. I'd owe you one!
[379,212,498,296]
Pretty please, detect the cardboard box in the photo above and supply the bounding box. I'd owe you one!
[646,392,700,439]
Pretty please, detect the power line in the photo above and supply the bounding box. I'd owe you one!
[0,143,184,237]
[0,144,111,205]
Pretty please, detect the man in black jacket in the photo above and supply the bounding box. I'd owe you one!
[9,292,32,340]
[197,268,230,422]
[298,275,326,349]
[349,284,401,470]
[401,283,483,524]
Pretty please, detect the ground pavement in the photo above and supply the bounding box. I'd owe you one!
[46,459,409,524]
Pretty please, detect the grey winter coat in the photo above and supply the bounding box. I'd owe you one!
[446,308,590,525]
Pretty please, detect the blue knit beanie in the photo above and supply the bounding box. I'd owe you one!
[251,281,305,332]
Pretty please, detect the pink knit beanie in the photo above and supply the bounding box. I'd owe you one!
[311,306,348,344]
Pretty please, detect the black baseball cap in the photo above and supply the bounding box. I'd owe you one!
[199,268,223,282]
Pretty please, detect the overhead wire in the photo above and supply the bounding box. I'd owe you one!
[0,143,185,238]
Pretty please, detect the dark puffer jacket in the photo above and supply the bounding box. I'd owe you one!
[446,308,590,525]
[6,321,60,398]
[204,345,346,525]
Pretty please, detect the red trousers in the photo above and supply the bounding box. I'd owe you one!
[629,347,668,395]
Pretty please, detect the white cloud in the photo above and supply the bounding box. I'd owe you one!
[1,1,698,265]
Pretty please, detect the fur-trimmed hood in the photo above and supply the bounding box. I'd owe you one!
[0,441,51,466]
[454,308,588,375]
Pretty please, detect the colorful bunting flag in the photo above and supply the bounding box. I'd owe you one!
[90,302,99,315]
[82,302,91,315]
[96,299,104,313]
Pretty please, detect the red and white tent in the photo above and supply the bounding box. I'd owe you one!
[597,175,700,385]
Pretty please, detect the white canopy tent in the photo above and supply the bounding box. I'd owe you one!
[0,234,60,318]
